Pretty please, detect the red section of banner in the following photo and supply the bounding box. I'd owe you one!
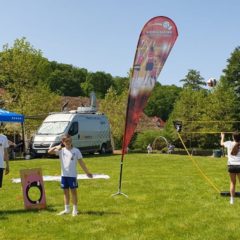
[122,16,178,153]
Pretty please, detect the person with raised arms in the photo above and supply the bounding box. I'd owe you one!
[221,132,240,204]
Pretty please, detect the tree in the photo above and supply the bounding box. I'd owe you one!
[0,38,61,136]
[3,84,61,135]
[165,83,237,148]
[112,76,129,95]
[0,37,51,103]
[80,79,94,97]
[99,87,128,149]
[83,71,114,98]
[144,82,182,121]
[220,46,240,117]
[165,88,208,146]
[47,62,87,96]
[180,69,206,90]
[168,88,207,126]
[221,47,240,89]
[202,84,236,124]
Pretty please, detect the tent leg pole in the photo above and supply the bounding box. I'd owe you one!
[21,122,26,157]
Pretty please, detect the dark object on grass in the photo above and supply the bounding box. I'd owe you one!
[220,191,240,197]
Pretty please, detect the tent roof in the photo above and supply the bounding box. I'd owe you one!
[0,109,24,123]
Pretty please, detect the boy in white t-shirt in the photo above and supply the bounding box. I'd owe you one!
[0,134,9,188]
[48,135,92,216]
[221,132,240,204]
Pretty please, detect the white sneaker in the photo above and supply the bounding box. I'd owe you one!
[230,198,234,205]
[72,211,78,217]
[57,209,71,215]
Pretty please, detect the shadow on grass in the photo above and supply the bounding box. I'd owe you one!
[0,205,56,216]
[79,210,120,216]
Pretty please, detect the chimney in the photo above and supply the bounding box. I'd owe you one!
[90,92,97,108]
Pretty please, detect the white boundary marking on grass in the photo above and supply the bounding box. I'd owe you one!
[12,174,110,183]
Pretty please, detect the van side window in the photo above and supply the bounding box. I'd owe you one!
[68,122,78,136]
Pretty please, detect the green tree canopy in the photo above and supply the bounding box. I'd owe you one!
[221,46,240,89]
[112,76,129,95]
[180,69,206,90]
[99,87,128,149]
[144,82,182,121]
[83,71,114,98]
[0,37,51,97]
[164,88,207,146]
[166,84,237,148]
[3,84,60,136]
[0,38,61,135]
[220,46,240,117]
[47,62,88,96]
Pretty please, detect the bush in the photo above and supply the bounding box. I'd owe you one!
[132,130,165,150]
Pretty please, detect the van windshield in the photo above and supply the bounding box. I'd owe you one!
[37,121,69,135]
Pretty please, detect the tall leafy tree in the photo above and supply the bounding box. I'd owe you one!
[144,82,182,121]
[99,87,128,148]
[0,37,51,103]
[165,88,208,146]
[112,76,129,95]
[220,46,240,118]
[180,69,206,90]
[166,83,237,148]
[197,84,237,148]
[83,71,114,98]
[80,79,94,97]
[3,84,60,136]
[221,47,240,90]
[202,84,237,124]
[0,38,61,135]
[47,62,87,96]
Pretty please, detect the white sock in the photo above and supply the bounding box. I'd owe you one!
[73,205,78,213]
[65,205,70,212]
[230,197,234,204]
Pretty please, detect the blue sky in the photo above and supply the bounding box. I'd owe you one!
[0,0,239,86]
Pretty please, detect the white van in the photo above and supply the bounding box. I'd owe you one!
[31,108,112,157]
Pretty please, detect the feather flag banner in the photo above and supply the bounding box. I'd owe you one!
[113,16,178,197]
[123,16,178,152]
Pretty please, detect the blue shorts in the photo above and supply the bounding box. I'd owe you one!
[61,176,78,189]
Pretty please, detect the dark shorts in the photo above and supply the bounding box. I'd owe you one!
[0,168,4,188]
[61,176,78,189]
[228,165,240,173]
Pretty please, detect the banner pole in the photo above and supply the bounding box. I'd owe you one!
[111,94,130,198]
[111,100,130,198]
[111,153,128,197]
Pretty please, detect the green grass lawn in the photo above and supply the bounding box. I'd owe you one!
[0,153,239,240]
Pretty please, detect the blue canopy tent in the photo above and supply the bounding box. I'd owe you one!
[0,109,25,157]
[0,109,24,123]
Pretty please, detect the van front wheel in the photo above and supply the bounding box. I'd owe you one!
[100,144,107,154]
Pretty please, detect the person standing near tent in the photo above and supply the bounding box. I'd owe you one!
[220,132,240,204]
[48,134,92,216]
[0,133,9,188]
